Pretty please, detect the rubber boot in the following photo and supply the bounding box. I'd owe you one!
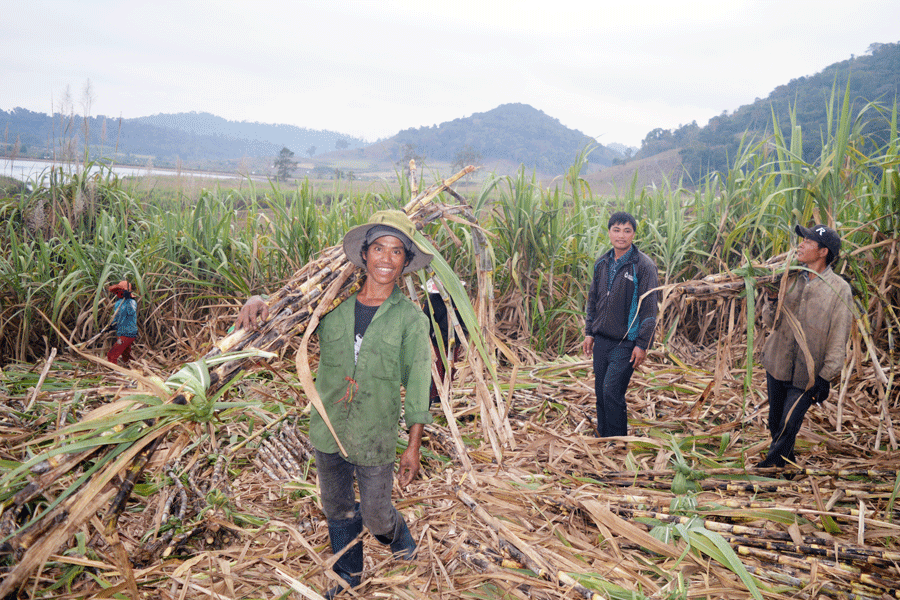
[375,517,416,560]
[325,512,363,599]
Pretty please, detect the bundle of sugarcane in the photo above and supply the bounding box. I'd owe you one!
[662,251,793,298]
[201,165,478,398]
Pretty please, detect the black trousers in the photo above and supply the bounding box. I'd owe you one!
[761,372,814,467]
[592,336,635,437]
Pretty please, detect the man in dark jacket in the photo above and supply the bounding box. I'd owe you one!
[582,212,659,438]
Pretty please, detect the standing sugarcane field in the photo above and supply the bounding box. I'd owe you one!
[2,94,900,600]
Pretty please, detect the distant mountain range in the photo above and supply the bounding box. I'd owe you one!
[0,108,368,172]
[0,103,622,177]
[1,41,897,180]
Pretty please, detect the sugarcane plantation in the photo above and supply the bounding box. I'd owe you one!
[2,104,900,599]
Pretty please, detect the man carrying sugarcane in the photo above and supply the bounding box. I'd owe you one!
[757,224,853,468]
[582,211,659,439]
[237,210,433,598]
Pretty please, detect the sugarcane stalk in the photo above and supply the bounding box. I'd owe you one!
[611,505,900,566]
[458,489,620,600]
[0,422,177,598]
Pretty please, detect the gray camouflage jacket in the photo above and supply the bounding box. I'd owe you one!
[761,267,853,389]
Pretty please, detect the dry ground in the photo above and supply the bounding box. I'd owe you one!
[3,339,898,600]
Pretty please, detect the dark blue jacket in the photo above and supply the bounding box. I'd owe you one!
[585,244,659,350]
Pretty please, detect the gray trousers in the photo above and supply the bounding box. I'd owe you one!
[315,450,404,540]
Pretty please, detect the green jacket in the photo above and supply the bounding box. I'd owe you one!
[761,267,853,389]
[309,286,433,466]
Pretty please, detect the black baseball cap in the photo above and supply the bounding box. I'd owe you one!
[795,224,841,261]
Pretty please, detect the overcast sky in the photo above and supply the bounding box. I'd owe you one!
[2,1,898,148]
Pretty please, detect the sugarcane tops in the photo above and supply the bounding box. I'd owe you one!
[310,285,434,466]
[761,267,853,390]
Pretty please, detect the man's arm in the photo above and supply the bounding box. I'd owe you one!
[634,255,660,351]
[584,259,601,351]
[398,423,424,487]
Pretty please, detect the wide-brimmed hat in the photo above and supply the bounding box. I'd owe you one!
[795,224,841,262]
[342,210,433,275]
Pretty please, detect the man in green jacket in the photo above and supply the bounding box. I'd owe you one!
[757,224,854,468]
[238,210,434,598]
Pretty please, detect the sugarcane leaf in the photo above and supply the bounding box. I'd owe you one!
[414,233,496,378]
[685,525,765,600]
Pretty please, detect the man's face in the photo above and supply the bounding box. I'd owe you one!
[609,221,635,253]
[363,235,407,285]
[796,236,827,265]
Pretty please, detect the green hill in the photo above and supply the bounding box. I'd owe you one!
[366,103,622,175]
[632,41,900,181]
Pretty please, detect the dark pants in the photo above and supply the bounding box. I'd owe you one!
[315,450,406,541]
[761,373,813,467]
[429,343,463,406]
[592,336,635,437]
[107,336,135,365]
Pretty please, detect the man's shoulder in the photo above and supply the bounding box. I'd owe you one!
[633,247,658,269]
[593,249,613,267]
[388,289,429,321]
[821,268,852,293]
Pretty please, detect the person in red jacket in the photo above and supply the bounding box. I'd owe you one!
[106,280,138,366]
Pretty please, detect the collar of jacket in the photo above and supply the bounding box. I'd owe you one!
[601,243,639,264]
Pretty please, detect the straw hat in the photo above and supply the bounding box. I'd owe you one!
[342,210,433,275]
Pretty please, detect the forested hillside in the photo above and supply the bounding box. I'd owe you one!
[381,103,621,174]
[133,112,367,158]
[635,41,900,180]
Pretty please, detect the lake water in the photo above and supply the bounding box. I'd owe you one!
[0,158,244,183]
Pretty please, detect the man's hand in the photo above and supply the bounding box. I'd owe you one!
[398,423,424,487]
[630,346,647,370]
[810,376,831,404]
[235,295,269,331]
[582,336,594,356]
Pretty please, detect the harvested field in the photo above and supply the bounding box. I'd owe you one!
[1,329,897,599]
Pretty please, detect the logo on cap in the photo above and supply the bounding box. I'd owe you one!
[815,227,827,236]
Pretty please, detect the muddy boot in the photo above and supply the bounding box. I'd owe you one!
[325,513,363,599]
[375,517,416,560]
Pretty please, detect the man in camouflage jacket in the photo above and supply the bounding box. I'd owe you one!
[758,224,854,468]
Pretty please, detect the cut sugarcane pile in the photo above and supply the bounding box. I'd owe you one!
[2,342,898,599]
